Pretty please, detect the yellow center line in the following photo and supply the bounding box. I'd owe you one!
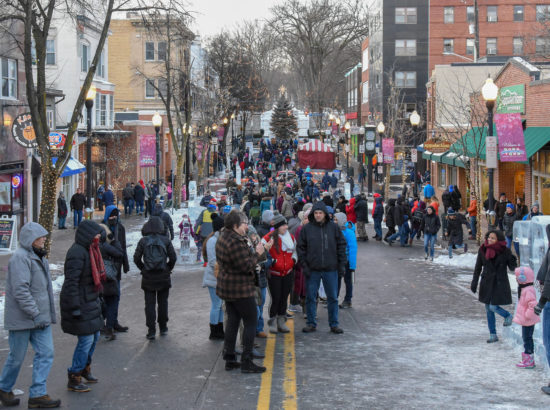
[257,333,276,410]
[283,320,298,410]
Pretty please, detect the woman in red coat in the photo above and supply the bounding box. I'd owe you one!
[346,197,357,224]
[262,214,296,334]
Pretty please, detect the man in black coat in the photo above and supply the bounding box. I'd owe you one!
[134,217,177,339]
[60,220,105,392]
[134,183,146,216]
[354,193,369,242]
[297,201,347,334]
[70,188,86,228]
[384,198,397,241]
[152,203,174,240]
[122,183,135,216]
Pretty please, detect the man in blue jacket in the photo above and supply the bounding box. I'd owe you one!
[334,213,357,309]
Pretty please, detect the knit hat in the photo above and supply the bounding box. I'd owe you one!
[207,204,216,211]
[334,212,347,229]
[298,211,305,221]
[322,191,330,197]
[447,208,455,215]
[223,205,232,214]
[212,215,224,232]
[262,210,274,224]
[303,203,313,213]
[506,203,515,210]
[326,206,335,215]
[272,213,287,229]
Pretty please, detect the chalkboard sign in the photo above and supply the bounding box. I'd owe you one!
[0,218,15,250]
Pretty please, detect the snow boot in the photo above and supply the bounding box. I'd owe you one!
[67,372,91,392]
[268,318,278,334]
[486,334,499,343]
[27,395,61,408]
[217,323,225,338]
[503,314,513,327]
[81,363,98,383]
[209,324,223,340]
[516,353,535,369]
[277,316,290,333]
[241,354,266,374]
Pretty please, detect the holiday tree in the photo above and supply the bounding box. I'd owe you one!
[270,95,298,141]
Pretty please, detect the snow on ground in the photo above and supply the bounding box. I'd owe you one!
[433,253,478,269]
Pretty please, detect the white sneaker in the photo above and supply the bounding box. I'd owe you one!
[288,304,302,313]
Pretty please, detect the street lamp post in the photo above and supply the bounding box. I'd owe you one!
[152,112,162,199]
[481,77,499,229]
[85,85,96,210]
[377,122,388,200]
[409,110,421,197]
[336,117,341,170]
[345,121,351,178]
[230,113,235,152]
[212,123,218,175]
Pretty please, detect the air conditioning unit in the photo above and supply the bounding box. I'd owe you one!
[488,16,497,22]
[487,47,497,55]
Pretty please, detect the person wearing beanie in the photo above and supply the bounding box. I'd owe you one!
[202,215,226,341]
[334,213,357,309]
[446,207,469,258]
[523,202,543,221]
[194,204,217,263]
[256,210,274,239]
[503,203,519,258]
[262,214,296,334]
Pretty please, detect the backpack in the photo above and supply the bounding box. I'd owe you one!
[142,235,168,271]
[249,206,262,225]
[413,209,424,223]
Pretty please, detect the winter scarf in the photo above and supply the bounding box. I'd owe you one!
[280,231,295,252]
[480,240,507,260]
[517,282,534,300]
[89,237,106,291]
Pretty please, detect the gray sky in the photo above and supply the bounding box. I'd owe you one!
[189,0,285,39]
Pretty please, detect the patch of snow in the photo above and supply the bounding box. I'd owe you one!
[51,275,65,293]
[432,253,477,269]
[48,263,63,271]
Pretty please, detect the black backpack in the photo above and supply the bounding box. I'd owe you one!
[142,235,168,271]
[413,209,424,223]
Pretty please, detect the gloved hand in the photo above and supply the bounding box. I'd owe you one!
[34,321,48,330]
[470,280,477,294]
[534,304,543,316]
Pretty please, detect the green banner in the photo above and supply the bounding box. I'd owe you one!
[496,84,525,114]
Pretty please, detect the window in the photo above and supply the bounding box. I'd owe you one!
[158,79,167,98]
[513,37,523,55]
[537,5,550,22]
[46,109,54,129]
[46,39,55,65]
[395,71,416,88]
[444,7,454,24]
[100,94,107,126]
[466,39,475,55]
[362,81,368,103]
[395,39,416,56]
[487,6,497,22]
[97,50,105,78]
[145,42,155,61]
[536,37,550,54]
[395,7,417,24]
[467,6,475,23]
[95,93,100,125]
[1,57,17,98]
[109,95,114,127]
[514,5,524,22]
[145,79,155,98]
[157,42,166,61]
[438,164,446,188]
[362,48,368,71]
[81,43,89,72]
[486,38,497,55]
[443,39,454,53]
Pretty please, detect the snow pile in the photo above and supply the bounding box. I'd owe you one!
[432,253,478,269]
[51,275,65,293]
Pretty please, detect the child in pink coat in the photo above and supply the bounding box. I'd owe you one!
[512,266,540,369]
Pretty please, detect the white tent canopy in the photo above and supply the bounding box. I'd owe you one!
[298,140,334,152]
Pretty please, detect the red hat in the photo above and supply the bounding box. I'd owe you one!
[374,193,381,198]
[210,198,217,203]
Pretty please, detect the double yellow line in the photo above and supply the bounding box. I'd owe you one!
[257,320,298,410]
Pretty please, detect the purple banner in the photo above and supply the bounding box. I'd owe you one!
[382,138,394,164]
[494,113,527,162]
[140,135,156,167]
[218,126,225,142]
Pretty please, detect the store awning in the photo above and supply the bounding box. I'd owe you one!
[441,151,467,168]
[422,150,433,160]
[451,126,550,163]
[52,157,86,178]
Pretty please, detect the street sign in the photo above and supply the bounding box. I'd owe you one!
[377,165,383,174]
[345,144,350,153]
[0,215,17,252]
[359,145,365,154]
[11,113,38,148]
[411,149,417,163]
[377,152,383,162]
[486,136,498,168]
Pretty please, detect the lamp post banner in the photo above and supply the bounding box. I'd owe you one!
[382,138,394,164]
[139,134,156,167]
[494,113,527,162]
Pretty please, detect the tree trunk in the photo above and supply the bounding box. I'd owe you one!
[38,163,60,255]
[173,153,185,207]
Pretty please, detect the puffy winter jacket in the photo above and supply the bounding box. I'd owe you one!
[513,267,540,327]
[446,213,469,246]
[133,184,145,202]
[263,231,296,276]
[502,211,517,237]
[60,220,104,336]
[354,197,369,222]
[346,197,357,224]
[373,197,384,220]
[297,201,347,275]
[535,225,550,301]
[420,208,441,235]
[385,199,396,229]
[342,222,357,270]
[153,204,175,240]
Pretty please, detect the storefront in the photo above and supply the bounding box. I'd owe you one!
[532,147,550,215]
[0,161,25,230]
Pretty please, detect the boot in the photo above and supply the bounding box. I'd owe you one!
[277,316,290,333]
[27,395,61,408]
[217,323,225,339]
[268,317,278,334]
[103,327,116,341]
[67,372,91,392]
[486,334,499,343]
[223,352,241,371]
[241,354,266,374]
[113,323,129,332]
[0,389,19,407]
[516,353,535,369]
[209,324,223,340]
[81,363,98,383]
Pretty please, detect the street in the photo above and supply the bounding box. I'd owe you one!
[0,220,547,409]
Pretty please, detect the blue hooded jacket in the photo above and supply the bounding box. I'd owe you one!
[342,222,357,270]
[103,204,119,224]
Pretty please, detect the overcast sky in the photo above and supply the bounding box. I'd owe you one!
[188,0,285,39]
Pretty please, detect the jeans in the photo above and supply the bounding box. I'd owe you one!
[543,302,550,368]
[257,287,267,333]
[267,273,293,318]
[306,271,339,328]
[73,209,83,227]
[0,326,54,398]
[124,199,134,215]
[469,215,477,238]
[485,303,511,335]
[144,288,170,331]
[207,286,224,325]
[68,331,99,373]
[498,217,504,231]
[224,297,257,358]
[135,200,144,214]
[337,266,353,302]
[448,243,465,257]
[374,218,382,238]
[104,280,120,329]
[424,233,437,257]
[58,216,66,229]
[522,325,535,355]
[389,224,408,246]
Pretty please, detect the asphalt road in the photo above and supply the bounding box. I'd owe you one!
[0,222,548,409]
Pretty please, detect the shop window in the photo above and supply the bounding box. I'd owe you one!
[450,166,457,187]
[438,164,446,188]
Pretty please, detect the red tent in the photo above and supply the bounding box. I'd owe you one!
[297,140,336,170]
